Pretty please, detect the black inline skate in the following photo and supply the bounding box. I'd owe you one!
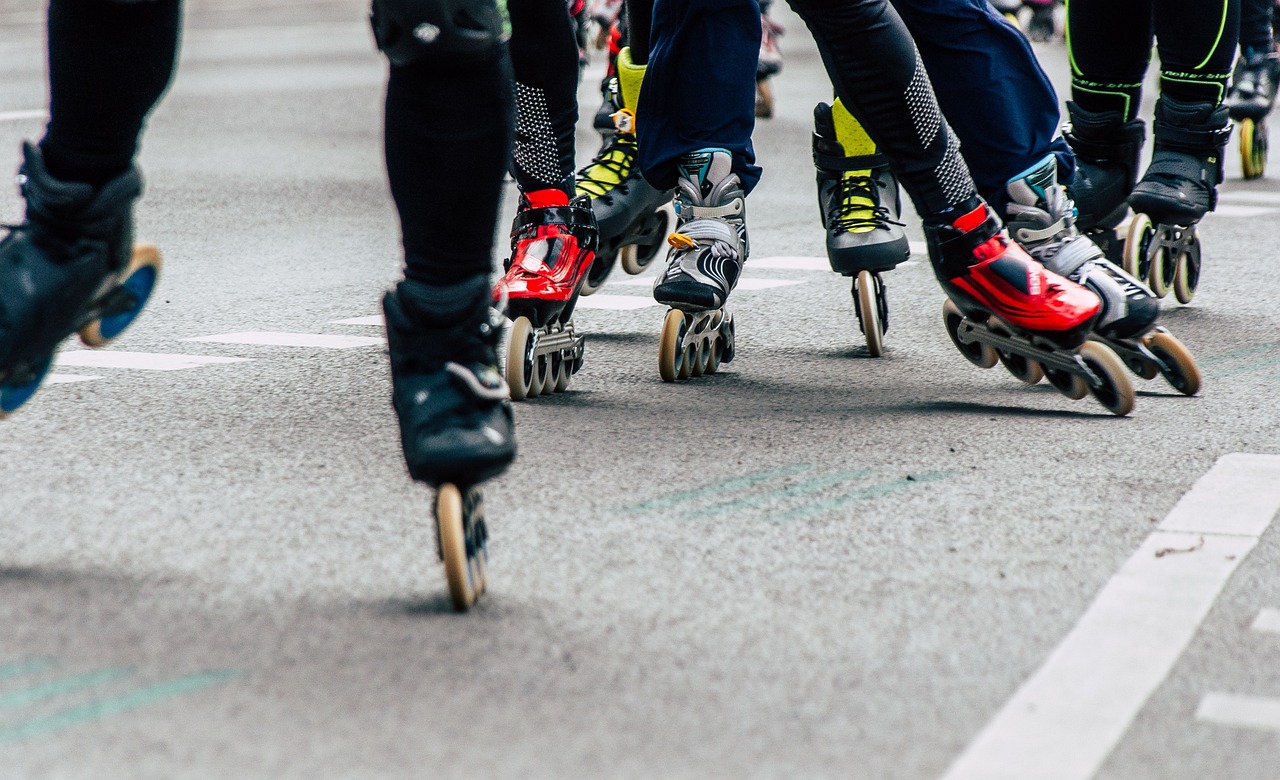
[1062,100,1146,264]
[1124,97,1231,303]
[575,46,676,295]
[383,275,515,611]
[813,99,910,356]
[1225,48,1280,179]
[1006,154,1200,395]
[0,141,162,418]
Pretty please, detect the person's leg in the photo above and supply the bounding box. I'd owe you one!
[0,0,180,414]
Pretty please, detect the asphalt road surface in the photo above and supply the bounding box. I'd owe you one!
[4,3,1280,778]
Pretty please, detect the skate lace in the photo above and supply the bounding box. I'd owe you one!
[576,135,634,201]
[832,175,899,234]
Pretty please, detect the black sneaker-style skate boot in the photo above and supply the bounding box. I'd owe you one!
[0,141,159,417]
[1062,101,1147,233]
[1225,49,1280,122]
[1129,97,1231,226]
[383,275,515,488]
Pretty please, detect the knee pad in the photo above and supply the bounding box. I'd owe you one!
[371,0,505,66]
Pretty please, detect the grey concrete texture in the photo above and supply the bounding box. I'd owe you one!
[1,2,1279,778]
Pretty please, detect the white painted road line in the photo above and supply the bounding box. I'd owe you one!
[331,316,384,326]
[1219,190,1280,205]
[1196,693,1280,732]
[1251,608,1280,634]
[574,295,662,311]
[1214,204,1277,219]
[183,332,383,349]
[941,453,1280,780]
[0,109,45,122]
[749,256,830,271]
[55,352,249,371]
[43,374,101,385]
[609,276,803,291]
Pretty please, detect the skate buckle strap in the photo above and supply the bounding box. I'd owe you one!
[1014,217,1066,244]
[445,361,510,402]
[611,108,636,135]
[675,198,743,221]
[668,232,697,250]
[671,218,743,256]
[813,150,890,172]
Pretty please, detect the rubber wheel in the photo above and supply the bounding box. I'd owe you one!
[1045,366,1089,400]
[1145,330,1202,396]
[579,254,614,296]
[1241,118,1268,180]
[79,243,163,347]
[942,299,998,369]
[1172,235,1201,305]
[1080,340,1135,416]
[1124,213,1159,293]
[553,350,572,392]
[530,353,550,397]
[856,270,885,357]
[658,309,686,382]
[436,484,478,612]
[0,353,54,420]
[990,319,1043,385]
[706,337,723,374]
[619,203,676,275]
[689,339,705,377]
[505,317,536,401]
[755,79,775,119]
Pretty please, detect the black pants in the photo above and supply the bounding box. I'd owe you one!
[1066,0,1240,117]
[508,0,581,193]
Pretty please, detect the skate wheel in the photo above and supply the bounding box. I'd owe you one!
[505,316,536,401]
[1124,213,1166,297]
[855,270,886,357]
[79,244,163,348]
[0,353,54,420]
[755,79,775,119]
[530,353,550,397]
[435,484,482,612]
[1145,330,1201,396]
[1241,118,1268,180]
[706,336,723,374]
[619,202,677,276]
[578,254,615,296]
[1045,365,1089,400]
[658,309,687,382]
[1080,340,1135,416]
[942,299,998,369]
[989,319,1043,385]
[553,351,572,393]
[1172,236,1201,305]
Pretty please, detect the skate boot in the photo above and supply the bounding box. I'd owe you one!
[1062,100,1147,249]
[0,141,161,418]
[1125,97,1230,302]
[654,148,744,382]
[1006,155,1200,395]
[1225,49,1280,179]
[575,46,676,294]
[494,187,599,400]
[383,275,514,611]
[813,99,910,356]
[929,199,1136,415]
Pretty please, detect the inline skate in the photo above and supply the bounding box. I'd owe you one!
[813,100,910,356]
[1225,48,1280,179]
[1062,100,1146,266]
[1006,154,1200,395]
[756,3,784,118]
[0,141,162,418]
[383,276,515,611]
[494,187,598,401]
[1124,97,1231,303]
[654,148,744,382]
[931,199,1136,415]
[575,46,676,295]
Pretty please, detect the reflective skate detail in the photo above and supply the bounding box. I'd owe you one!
[1091,326,1202,396]
[942,299,1135,416]
[434,483,489,612]
[1124,213,1201,303]
[1240,117,1268,180]
[658,308,735,382]
[504,315,585,400]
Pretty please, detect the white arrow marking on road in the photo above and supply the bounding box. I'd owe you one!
[43,374,101,385]
[1250,608,1280,634]
[0,110,46,122]
[748,256,831,271]
[608,276,803,291]
[183,332,382,348]
[1196,693,1280,732]
[942,453,1280,780]
[574,295,662,311]
[331,316,384,326]
[55,352,248,371]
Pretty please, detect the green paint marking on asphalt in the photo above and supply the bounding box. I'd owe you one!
[627,464,812,513]
[1213,353,1280,380]
[0,668,133,712]
[0,659,55,682]
[0,670,237,746]
[778,470,956,522]
[1199,343,1280,366]
[690,468,875,519]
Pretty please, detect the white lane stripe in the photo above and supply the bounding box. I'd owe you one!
[43,374,101,385]
[608,276,803,291]
[55,352,248,371]
[1196,693,1280,732]
[749,256,830,271]
[1214,204,1277,218]
[331,316,384,326]
[941,453,1280,780]
[0,109,45,122]
[1219,190,1280,205]
[1251,608,1280,634]
[183,332,382,348]
[574,295,662,311]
